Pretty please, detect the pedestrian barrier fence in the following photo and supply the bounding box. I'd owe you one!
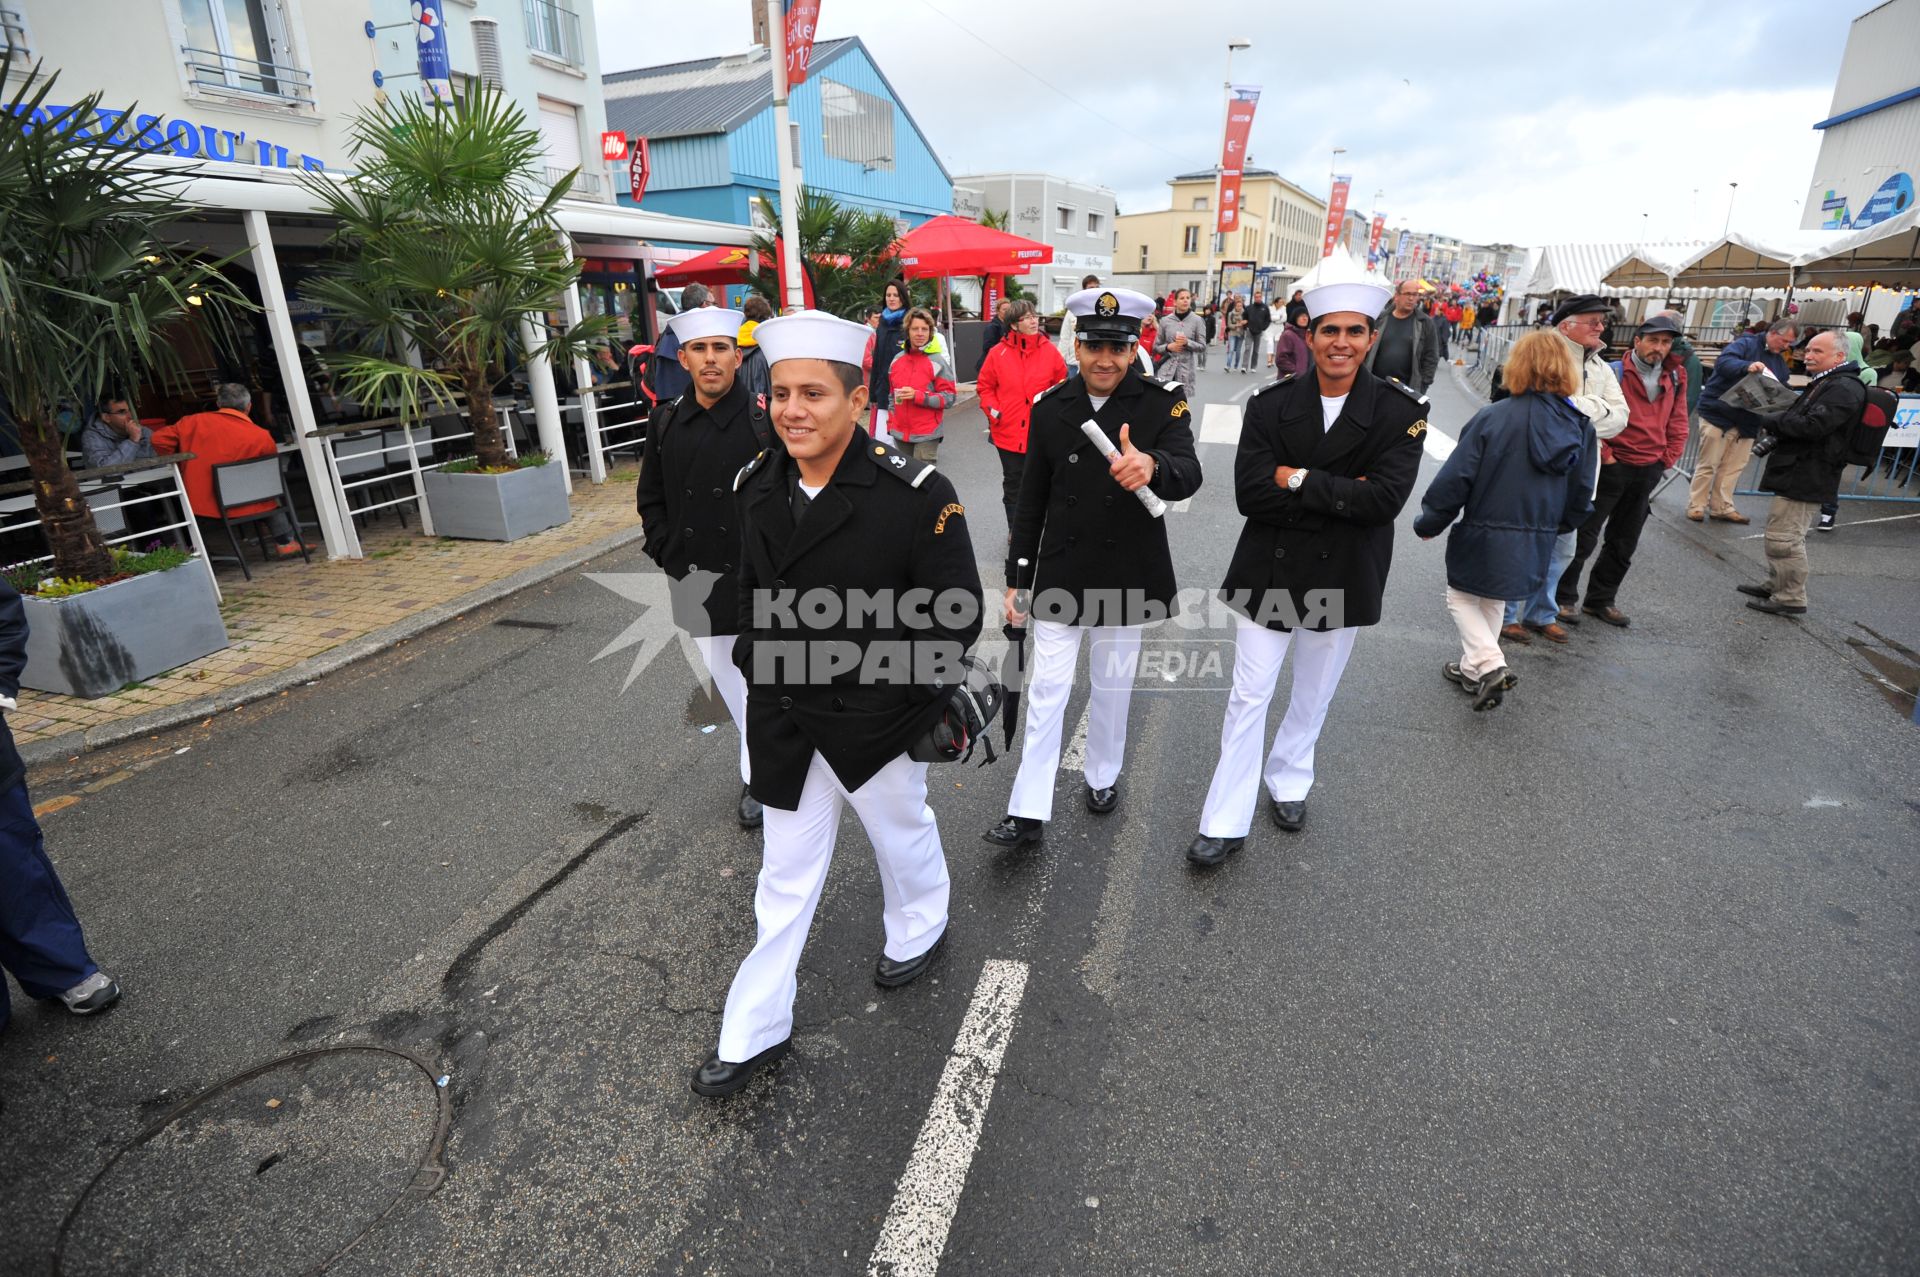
[566,379,648,485]
[313,404,525,556]
[1736,393,1920,505]
[0,454,224,600]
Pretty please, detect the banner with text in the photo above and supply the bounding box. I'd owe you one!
[1215,85,1262,236]
[785,1,823,85]
[1367,214,1385,267]
[1320,174,1352,258]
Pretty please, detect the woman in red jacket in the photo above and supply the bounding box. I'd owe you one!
[886,308,957,463]
[976,300,1067,530]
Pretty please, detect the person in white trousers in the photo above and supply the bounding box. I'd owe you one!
[634,306,769,828]
[983,286,1203,849]
[693,310,983,1098]
[1187,253,1428,866]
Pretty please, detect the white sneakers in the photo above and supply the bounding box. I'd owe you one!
[59,971,122,1015]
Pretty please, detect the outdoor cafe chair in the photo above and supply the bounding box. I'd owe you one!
[208,456,310,581]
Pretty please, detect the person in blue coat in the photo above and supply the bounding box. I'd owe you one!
[0,579,121,1030]
[1413,330,1595,710]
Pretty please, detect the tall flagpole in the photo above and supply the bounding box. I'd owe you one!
[767,0,807,311]
[1201,39,1250,306]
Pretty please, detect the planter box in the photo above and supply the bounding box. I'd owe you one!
[21,560,229,699]
[421,462,570,542]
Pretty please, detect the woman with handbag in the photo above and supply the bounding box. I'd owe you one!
[886,308,957,464]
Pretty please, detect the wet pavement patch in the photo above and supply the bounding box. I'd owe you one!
[56,1047,447,1277]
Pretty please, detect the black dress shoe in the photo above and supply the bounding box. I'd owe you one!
[1269,798,1306,832]
[1085,782,1119,814]
[1735,583,1772,599]
[1746,599,1807,617]
[1185,833,1244,866]
[875,928,947,988]
[737,785,764,830]
[691,1038,790,1098]
[983,815,1043,847]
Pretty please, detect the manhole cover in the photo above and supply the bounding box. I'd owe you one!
[57,1046,448,1277]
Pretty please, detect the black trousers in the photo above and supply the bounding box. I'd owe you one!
[1559,459,1664,609]
[997,445,1025,530]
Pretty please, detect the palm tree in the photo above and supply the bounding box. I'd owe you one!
[299,89,612,471]
[0,59,247,581]
[977,208,1028,304]
[747,190,903,320]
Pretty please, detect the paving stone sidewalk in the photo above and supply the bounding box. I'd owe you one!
[14,465,644,758]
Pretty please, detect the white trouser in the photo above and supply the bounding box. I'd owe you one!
[1444,588,1506,682]
[1006,620,1141,821]
[1198,617,1359,838]
[717,750,949,1063]
[693,634,750,784]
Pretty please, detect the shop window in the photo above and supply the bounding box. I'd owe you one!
[820,77,894,171]
[179,0,311,104]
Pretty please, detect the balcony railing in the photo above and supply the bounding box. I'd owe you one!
[182,45,314,104]
[523,0,583,68]
[1,8,30,58]
[547,166,604,198]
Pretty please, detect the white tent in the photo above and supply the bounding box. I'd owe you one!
[1599,242,1707,289]
[1671,232,1830,290]
[1791,208,1920,290]
[1523,241,1703,297]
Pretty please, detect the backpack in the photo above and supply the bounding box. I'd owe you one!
[1849,385,1896,466]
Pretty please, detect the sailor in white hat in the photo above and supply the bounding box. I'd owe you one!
[692,310,983,1098]
[983,286,1203,849]
[635,307,771,829]
[1185,253,1430,867]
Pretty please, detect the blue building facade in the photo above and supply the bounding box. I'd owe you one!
[603,37,951,230]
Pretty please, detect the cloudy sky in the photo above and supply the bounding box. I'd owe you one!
[594,0,1858,247]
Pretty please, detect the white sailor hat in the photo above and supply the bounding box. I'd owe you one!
[1297,251,1393,322]
[665,307,745,344]
[751,309,873,368]
[1065,286,1156,343]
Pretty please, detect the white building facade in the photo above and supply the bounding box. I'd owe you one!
[1801,0,1919,231]
[3,0,617,198]
[952,172,1116,313]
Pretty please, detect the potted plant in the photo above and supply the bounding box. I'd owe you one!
[0,58,242,697]
[300,89,613,542]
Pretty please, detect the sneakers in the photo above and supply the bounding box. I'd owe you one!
[1816,512,1836,532]
[59,971,121,1015]
[1472,667,1517,712]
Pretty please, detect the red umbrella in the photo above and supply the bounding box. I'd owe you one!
[893,215,1053,278]
[653,245,770,287]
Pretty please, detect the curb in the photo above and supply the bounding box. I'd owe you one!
[21,521,649,768]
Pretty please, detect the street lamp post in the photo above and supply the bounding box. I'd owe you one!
[1200,38,1250,307]
[1723,181,1739,237]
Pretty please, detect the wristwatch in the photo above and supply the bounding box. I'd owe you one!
[1286,468,1307,491]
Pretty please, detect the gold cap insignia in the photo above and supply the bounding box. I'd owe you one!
[1095,292,1119,318]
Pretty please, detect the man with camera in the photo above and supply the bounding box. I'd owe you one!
[1737,331,1866,618]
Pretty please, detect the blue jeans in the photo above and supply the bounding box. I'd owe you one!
[1227,334,1244,368]
[0,780,98,1030]
[1505,531,1577,628]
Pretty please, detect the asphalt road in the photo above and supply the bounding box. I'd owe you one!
[5,345,1918,1277]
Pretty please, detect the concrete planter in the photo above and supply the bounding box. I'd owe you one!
[21,560,229,699]
[421,462,570,542]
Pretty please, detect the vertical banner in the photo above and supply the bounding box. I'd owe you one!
[1411,242,1427,278]
[414,0,453,105]
[785,1,823,86]
[1320,174,1352,258]
[1367,214,1385,267]
[1215,85,1261,236]
[984,275,1006,320]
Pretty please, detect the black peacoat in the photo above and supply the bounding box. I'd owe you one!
[634,377,769,635]
[732,429,983,811]
[1221,370,1427,631]
[1006,368,1203,626]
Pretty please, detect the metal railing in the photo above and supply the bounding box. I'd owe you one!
[548,166,603,197]
[1,8,29,58]
[311,404,525,549]
[1735,394,1920,505]
[0,454,222,601]
[181,45,314,104]
[565,379,647,483]
[523,0,583,66]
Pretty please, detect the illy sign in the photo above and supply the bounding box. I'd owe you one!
[600,131,629,162]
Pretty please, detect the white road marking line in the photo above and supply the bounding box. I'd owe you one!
[1198,402,1243,446]
[1423,421,1458,463]
[1058,703,1089,771]
[1739,509,1920,538]
[867,958,1031,1277]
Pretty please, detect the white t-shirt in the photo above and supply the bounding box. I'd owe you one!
[797,481,824,500]
[1088,395,1111,412]
[1319,395,1348,433]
